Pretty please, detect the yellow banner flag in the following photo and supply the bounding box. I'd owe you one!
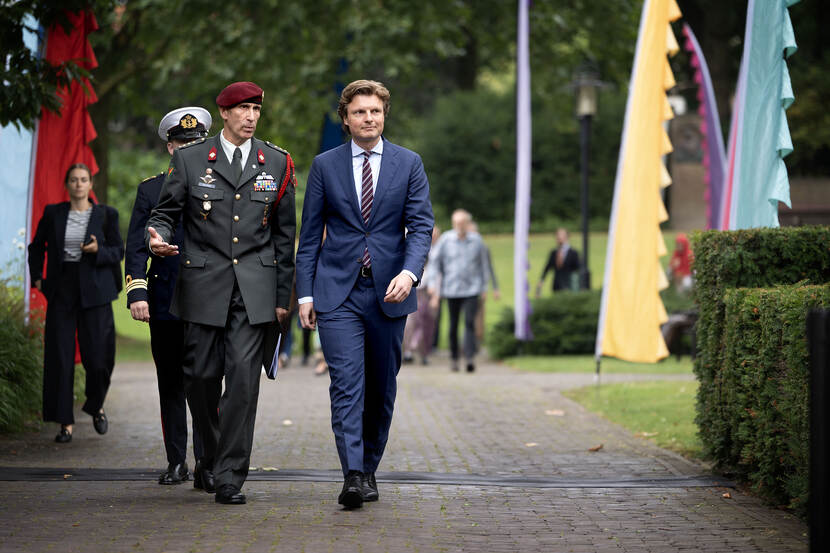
[595,0,681,363]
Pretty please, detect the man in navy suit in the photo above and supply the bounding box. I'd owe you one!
[125,107,209,486]
[296,79,433,509]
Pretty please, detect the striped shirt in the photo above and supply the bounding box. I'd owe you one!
[63,208,92,261]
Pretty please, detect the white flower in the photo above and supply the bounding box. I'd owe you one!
[18,228,25,236]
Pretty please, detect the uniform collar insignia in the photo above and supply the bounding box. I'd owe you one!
[257,148,265,164]
[208,146,217,161]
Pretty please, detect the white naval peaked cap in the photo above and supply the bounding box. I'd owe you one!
[157,106,212,141]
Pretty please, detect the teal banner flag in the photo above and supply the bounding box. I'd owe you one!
[722,0,799,230]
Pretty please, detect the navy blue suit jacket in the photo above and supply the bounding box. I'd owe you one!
[296,138,433,318]
[125,173,183,320]
[28,201,124,308]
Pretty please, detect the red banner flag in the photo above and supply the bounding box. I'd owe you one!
[28,10,99,319]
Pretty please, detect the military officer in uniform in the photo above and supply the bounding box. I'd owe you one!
[125,107,211,486]
[146,81,295,505]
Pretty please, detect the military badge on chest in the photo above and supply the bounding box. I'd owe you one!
[255,172,276,227]
[198,168,215,220]
[254,172,277,192]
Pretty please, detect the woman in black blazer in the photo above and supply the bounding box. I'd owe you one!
[28,163,124,443]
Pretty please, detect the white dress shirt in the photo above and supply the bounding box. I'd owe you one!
[351,138,382,201]
[219,130,251,166]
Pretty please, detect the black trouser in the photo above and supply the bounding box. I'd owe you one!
[42,262,115,425]
[149,318,204,465]
[182,282,267,490]
[446,295,480,362]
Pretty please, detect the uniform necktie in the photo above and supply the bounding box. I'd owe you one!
[232,147,242,184]
[360,150,373,267]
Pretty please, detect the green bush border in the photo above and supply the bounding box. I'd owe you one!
[690,226,830,514]
[0,283,43,433]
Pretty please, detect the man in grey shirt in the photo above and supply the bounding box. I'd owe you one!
[429,209,493,372]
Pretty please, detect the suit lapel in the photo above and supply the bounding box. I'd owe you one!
[368,139,400,226]
[86,203,101,243]
[340,143,363,223]
[208,135,235,186]
[55,202,70,251]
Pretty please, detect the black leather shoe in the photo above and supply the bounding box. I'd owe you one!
[55,428,72,443]
[193,461,215,493]
[361,472,379,502]
[92,411,108,435]
[466,363,475,373]
[338,471,364,509]
[215,485,246,505]
[158,462,189,485]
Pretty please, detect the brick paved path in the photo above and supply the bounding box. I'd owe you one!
[0,358,808,552]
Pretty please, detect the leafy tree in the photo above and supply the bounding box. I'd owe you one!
[0,0,110,129]
[414,84,627,229]
[86,0,642,202]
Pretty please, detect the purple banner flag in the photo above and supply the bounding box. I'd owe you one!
[682,23,727,230]
[514,0,532,341]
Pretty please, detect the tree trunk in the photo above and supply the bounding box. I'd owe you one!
[88,93,111,205]
[455,27,478,90]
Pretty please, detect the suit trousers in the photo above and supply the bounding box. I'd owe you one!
[42,262,115,425]
[447,295,480,361]
[317,275,406,476]
[149,318,204,465]
[182,281,266,490]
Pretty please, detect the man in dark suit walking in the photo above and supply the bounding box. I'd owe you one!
[125,106,211,486]
[536,228,581,295]
[146,82,296,505]
[296,79,433,509]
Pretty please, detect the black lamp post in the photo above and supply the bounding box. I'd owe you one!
[573,65,602,290]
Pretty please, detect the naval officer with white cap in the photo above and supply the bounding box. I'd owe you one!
[124,106,212,487]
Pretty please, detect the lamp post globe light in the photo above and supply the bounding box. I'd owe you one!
[573,63,601,291]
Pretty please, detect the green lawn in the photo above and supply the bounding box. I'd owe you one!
[504,354,694,374]
[564,380,702,458]
[112,260,152,362]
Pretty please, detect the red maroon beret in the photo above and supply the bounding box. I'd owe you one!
[215,81,264,108]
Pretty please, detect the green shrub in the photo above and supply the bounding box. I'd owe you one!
[720,284,830,515]
[0,282,44,433]
[489,290,600,358]
[690,226,830,468]
[490,287,694,359]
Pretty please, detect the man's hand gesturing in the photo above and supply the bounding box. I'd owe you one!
[148,226,179,257]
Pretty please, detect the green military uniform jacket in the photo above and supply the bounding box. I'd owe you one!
[146,133,296,327]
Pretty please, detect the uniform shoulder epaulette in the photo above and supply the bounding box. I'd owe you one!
[264,141,289,155]
[141,172,163,183]
[180,137,206,149]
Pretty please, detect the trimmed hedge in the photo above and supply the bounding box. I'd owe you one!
[489,288,694,359]
[721,284,829,514]
[690,226,830,512]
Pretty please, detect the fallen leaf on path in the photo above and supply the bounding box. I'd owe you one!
[524,442,538,447]
[282,419,293,426]
[722,492,732,499]
[261,466,279,471]
[545,409,565,416]
[588,444,604,452]
[634,431,659,438]
[63,474,72,479]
